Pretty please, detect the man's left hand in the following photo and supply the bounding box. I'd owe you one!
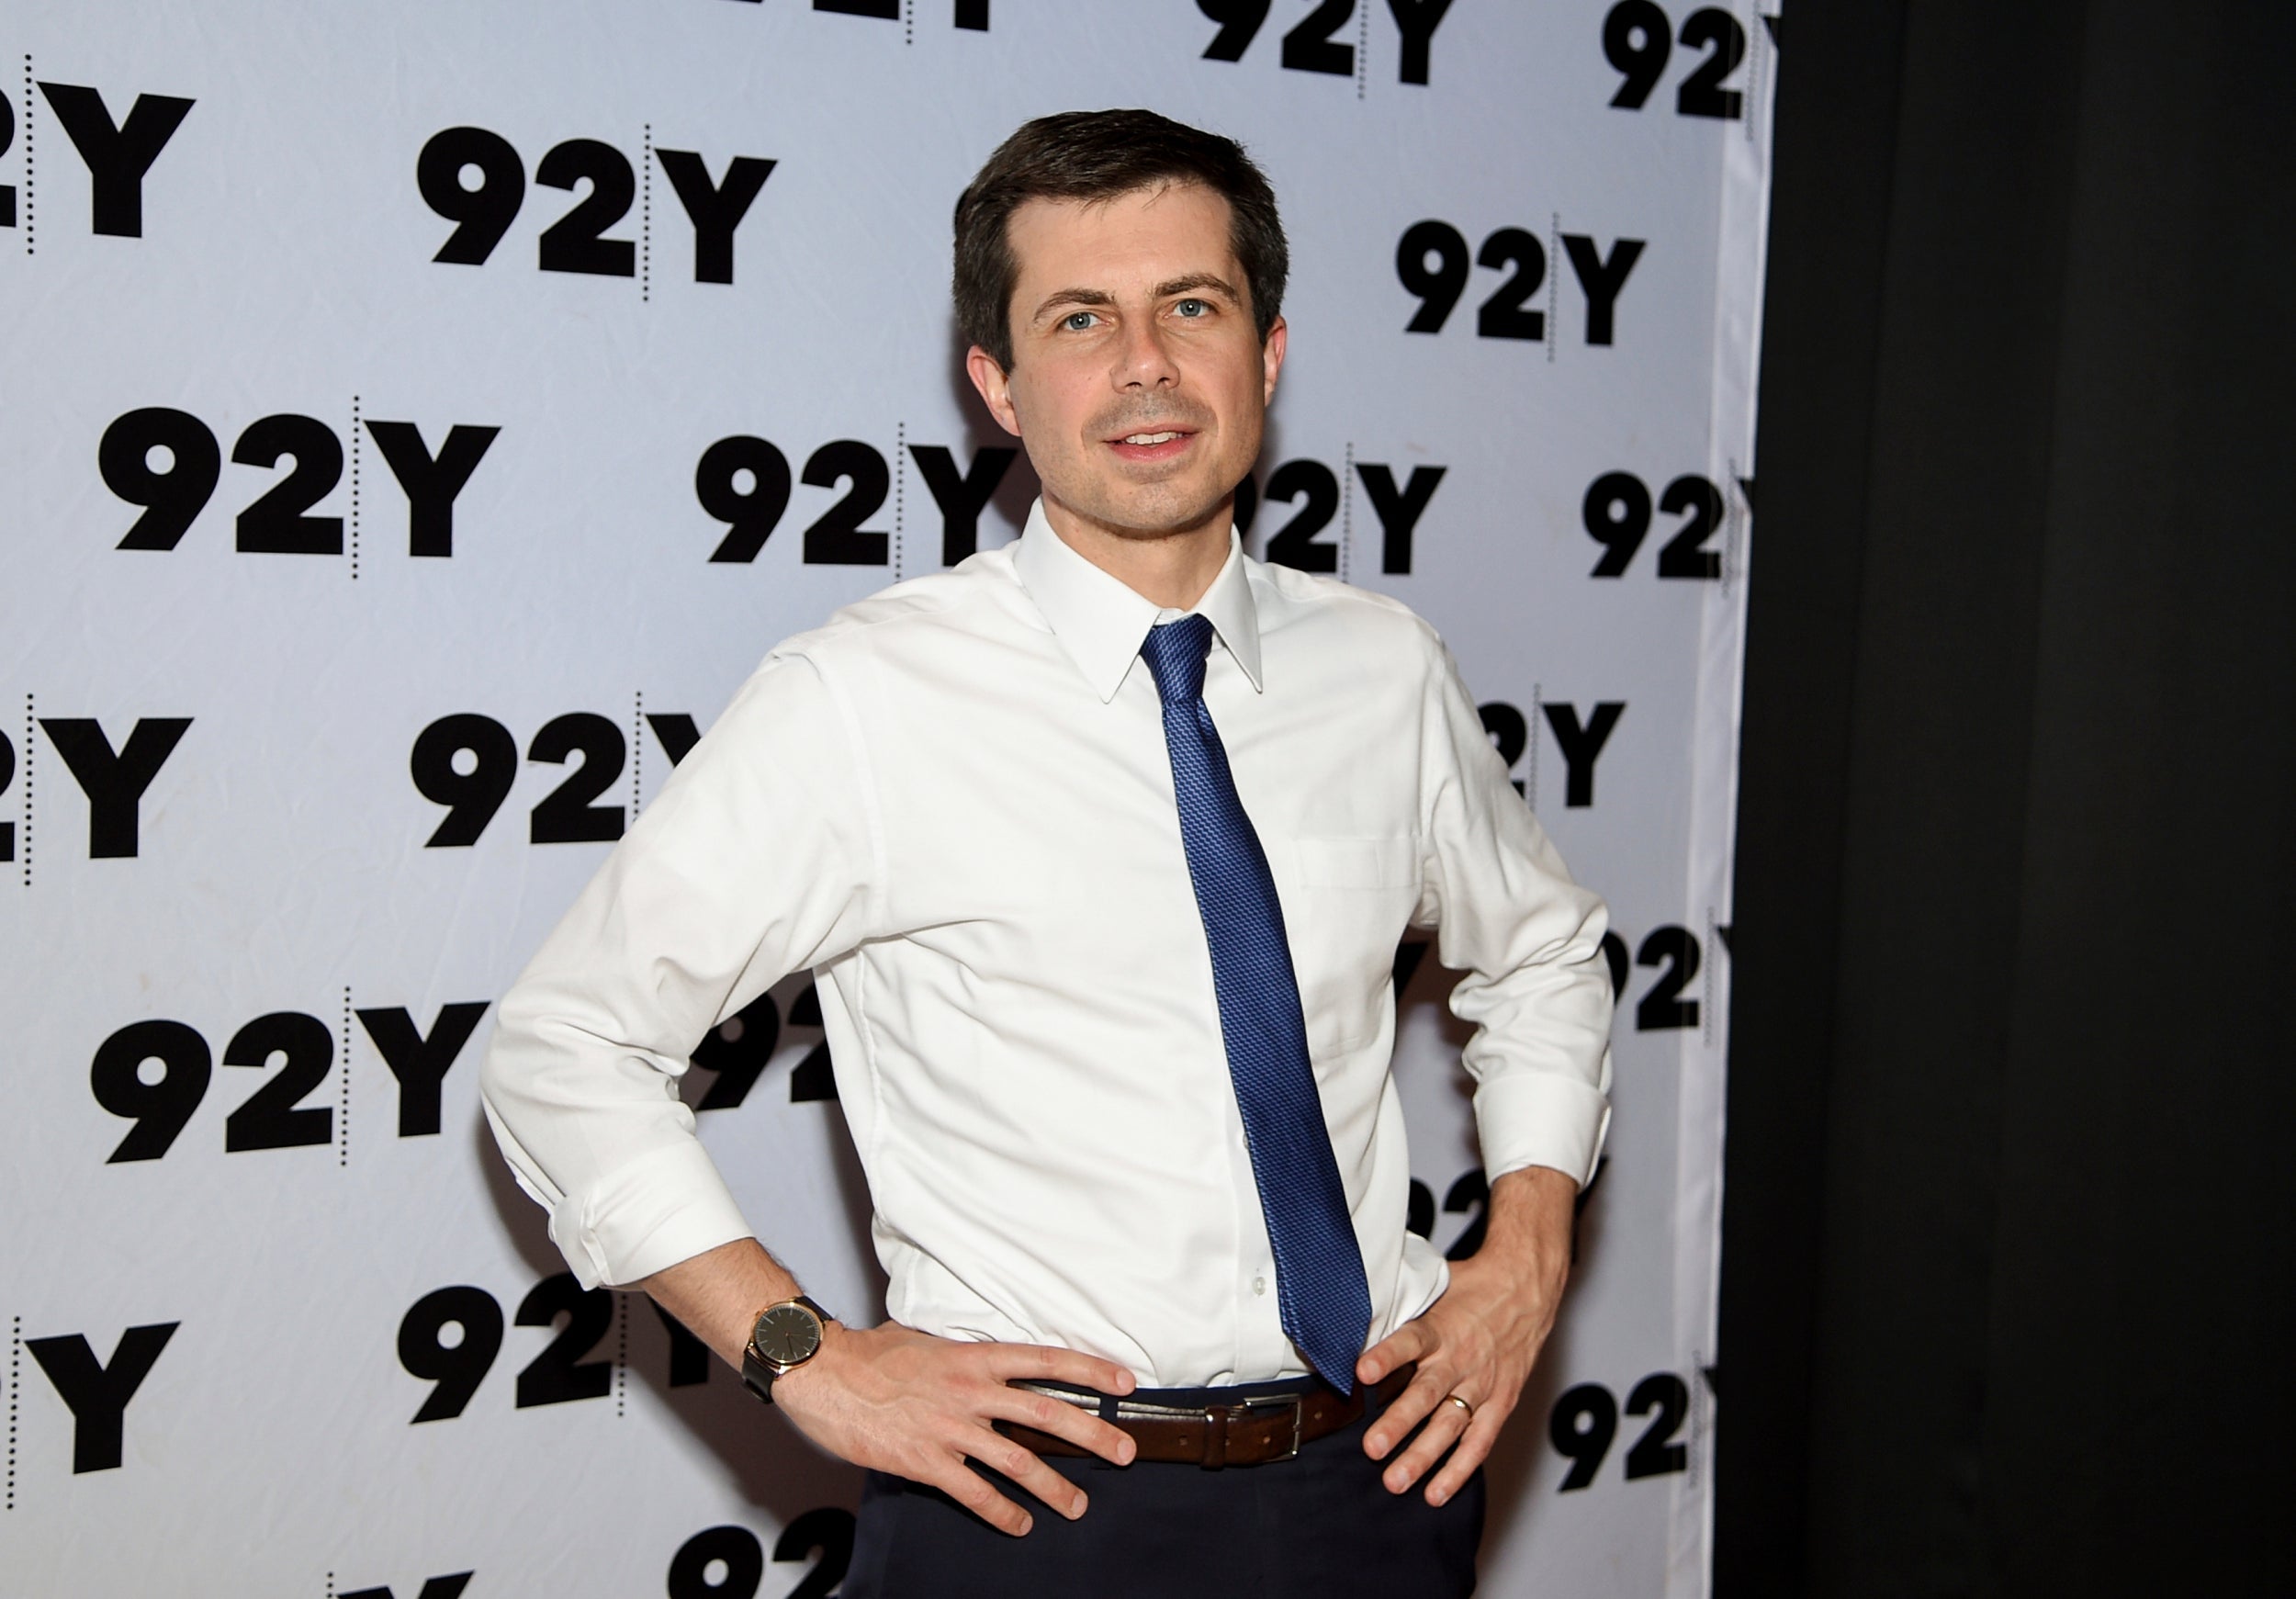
[1355,1164,1578,1506]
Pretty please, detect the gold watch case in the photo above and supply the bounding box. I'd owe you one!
[748,1300,825,1370]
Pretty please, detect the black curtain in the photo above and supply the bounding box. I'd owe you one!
[1716,1,2295,1593]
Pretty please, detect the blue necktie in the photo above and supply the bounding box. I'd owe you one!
[1139,614,1373,1393]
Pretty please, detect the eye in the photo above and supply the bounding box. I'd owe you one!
[1175,298,1210,318]
[1062,310,1099,332]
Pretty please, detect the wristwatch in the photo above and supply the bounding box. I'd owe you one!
[740,1295,834,1405]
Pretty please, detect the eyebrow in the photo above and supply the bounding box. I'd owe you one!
[1030,287,1116,325]
[1153,274,1243,304]
[1028,275,1245,326]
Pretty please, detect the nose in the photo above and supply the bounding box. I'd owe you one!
[1112,314,1179,391]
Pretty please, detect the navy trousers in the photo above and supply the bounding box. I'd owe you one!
[840,1378,1484,1598]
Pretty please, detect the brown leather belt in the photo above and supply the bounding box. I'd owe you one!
[997,1364,1414,1470]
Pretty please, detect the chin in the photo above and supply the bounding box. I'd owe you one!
[1083,480,1237,540]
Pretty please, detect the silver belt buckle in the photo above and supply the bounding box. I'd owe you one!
[1228,1391,1305,1462]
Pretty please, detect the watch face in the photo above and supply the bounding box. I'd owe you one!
[752,1302,822,1367]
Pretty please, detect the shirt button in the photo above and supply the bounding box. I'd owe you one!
[1252,1276,1267,1296]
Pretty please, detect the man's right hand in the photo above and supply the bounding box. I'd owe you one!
[635,1237,1136,1534]
[772,1321,1138,1536]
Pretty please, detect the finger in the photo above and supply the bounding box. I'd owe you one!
[987,1386,1138,1467]
[925,1447,1036,1537]
[1424,1400,1510,1508]
[1381,1388,1476,1496]
[962,1424,1091,1524]
[1363,1363,1454,1461]
[1356,1319,1436,1387]
[983,1341,1138,1397]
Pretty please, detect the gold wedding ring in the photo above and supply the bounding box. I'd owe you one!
[1444,1393,1476,1420]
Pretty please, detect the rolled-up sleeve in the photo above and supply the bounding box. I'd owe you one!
[1416,642,1615,1189]
[479,651,881,1287]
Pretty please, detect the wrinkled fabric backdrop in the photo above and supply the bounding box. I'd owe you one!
[0,3,1773,1593]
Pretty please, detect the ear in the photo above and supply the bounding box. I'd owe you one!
[965,345,1023,438]
[1260,316,1288,404]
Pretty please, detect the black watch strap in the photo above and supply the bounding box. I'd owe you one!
[741,1295,832,1406]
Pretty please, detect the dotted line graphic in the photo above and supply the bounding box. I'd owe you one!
[1340,442,1355,584]
[1704,906,1718,1048]
[1527,682,1543,811]
[8,1314,21,1511]
[905,0,915,46]
[1547,213,1561,365]
[892,421,905,580]
[325,1572,335,1599]
[21,55,33,256]
[614,1294,628,1417]
[21,694,33,887]
[1746,19,1768,148]
[349,396,361,580]
[1356,5,1369,100]
[640,124,652,303]
[630,690,644,816]
[1689,1345,1711,1491]
[339,986,352,1168]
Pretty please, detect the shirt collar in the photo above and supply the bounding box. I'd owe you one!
[1012,498,1266,704]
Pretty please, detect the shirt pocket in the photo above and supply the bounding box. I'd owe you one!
[1278,836,1423,1053]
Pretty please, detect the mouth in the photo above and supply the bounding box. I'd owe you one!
[1105,426,1199,463]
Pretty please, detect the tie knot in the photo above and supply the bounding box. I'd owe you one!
[1140,614,1215,705]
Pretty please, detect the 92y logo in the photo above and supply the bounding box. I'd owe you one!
[1232,456,1446,576]
[1479,700,1623,809]
[22,1322,178,1473]
[340,1578,473,1599]
[1197,1,1458,87]
[670,1516,857,1599]
[1583,469,1749,580]
[1602,2,1761,119]
[419,128,772,285]
[751,0,992,28]
[1398,221,1645,346]
[1550,1371,1694,1489]
[700,437,911,568]
[89,1002,490,1162]
[399,1275,751,1421]
[412,709,699,847]
[3,714,188,861]
[398,1275,612,1421]
[2,81,193,239]
[101,408,497,557]
[701,436,1026,567]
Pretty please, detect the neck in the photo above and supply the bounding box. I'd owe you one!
[1039,493,1233,611]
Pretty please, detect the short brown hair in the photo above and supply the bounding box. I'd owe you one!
[952,109,1289,370]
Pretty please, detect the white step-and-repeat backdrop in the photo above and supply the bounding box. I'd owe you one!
[0,3,1775,1593]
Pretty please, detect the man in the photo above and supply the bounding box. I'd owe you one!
[480,109,1613,1596]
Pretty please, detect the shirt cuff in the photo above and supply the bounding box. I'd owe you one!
[1472,1071,1612,1191]
[546,1139,756,1289]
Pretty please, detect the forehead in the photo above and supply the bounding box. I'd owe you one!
[1004,182,1240,289]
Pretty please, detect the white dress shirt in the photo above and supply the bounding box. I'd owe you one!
[480,500,1614,1387]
